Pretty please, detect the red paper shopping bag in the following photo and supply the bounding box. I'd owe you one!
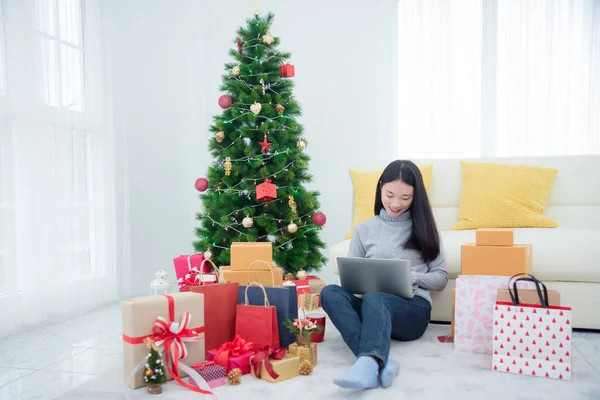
[235,282,280,350]
[492,274,572,380]
[187,280,239,357]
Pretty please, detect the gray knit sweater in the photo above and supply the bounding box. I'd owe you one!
[348,209,448,305]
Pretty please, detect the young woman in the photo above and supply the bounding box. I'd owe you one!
[321,160,448,390]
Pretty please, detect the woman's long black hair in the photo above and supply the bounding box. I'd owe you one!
[374,160,441,263]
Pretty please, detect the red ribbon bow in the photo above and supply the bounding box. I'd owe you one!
[250,346,286,380]
[191,361,215,371]
[214,335,254,367]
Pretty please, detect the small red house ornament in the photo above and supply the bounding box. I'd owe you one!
[256,179,277,201]
[279,58,295,78]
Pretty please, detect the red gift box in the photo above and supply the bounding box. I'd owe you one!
[190,361,226,389]
[256,179,277,201]
[279,59,295,78]
[207,335,256,375]
[174,254,210,290]
[283,279,310,307]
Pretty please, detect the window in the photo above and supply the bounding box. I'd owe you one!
[36,0,85,111]
[0,118,15,294]
[397,0,600,159]
[0,0,7,95]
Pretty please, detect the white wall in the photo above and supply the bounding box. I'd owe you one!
[104,0,398,294]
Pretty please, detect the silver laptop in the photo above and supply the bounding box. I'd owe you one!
[336,257,414,299]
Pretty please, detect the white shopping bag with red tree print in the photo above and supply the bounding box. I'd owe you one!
[492,274,572,380]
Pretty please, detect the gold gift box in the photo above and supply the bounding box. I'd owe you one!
[220,266,283,287]
[230,242,273,271]
[250,354,300,383]
[288,342,318,366]
[121,292,206,389]
[298,293,320,310]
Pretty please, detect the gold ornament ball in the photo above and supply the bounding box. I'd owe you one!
[242,217,254,228]
[216,131,225,143]
[296,269,308,280]
[298,359,314,375]
[287,223,298,234]
[297,138,306,150]
[275,104,285,115]
[262,33,275,45]
[203,250,213,260]
[231,65,241,76]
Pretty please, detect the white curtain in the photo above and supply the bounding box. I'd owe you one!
[0,0,119,338]
[397,0,600,158]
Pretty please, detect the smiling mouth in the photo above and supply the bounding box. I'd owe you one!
[390,208,402,213]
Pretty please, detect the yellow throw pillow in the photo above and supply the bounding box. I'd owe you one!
[453,161,558,230]
[345,164,433,239]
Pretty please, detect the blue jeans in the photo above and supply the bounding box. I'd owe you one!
[320,285,431,368]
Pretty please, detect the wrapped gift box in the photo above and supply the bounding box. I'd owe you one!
[298,293,320,311]
[190,362,226,388]
[288,342,318,366]
[173,254,209,284]
[230,242,273,271]
[451,288,456,337]
[121,292,206,389]
[250,353,300,383]
[461,244,532,276]
[207,347,255,375]
[221,266,283,287]
[307,276,326,294]
[475,228,514,246]
[454,275,534,353]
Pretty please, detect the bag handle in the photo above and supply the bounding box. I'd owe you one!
[507,273,549,308]
[244,282,270,307]
[247,260,276,287]
[199,258,221,284]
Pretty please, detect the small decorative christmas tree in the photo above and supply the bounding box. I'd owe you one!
[143,338,167,393]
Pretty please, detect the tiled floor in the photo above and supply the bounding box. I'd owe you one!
[0,300,599,400]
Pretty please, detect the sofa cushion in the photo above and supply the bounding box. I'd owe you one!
[345,165,433,239]
[454,161,559,230]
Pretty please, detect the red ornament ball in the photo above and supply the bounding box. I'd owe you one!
[195,178,209,192]
[218,95,232,109]
[312,212,327,227]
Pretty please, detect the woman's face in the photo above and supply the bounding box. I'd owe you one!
[381,179,414,217]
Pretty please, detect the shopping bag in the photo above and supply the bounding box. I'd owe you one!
[235,282,280,350]
[454,275,534,353]
[185,259,238,356]
[492,274,572,380]
[238,261,297,348]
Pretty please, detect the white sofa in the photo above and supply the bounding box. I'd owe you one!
[330,155,600,330]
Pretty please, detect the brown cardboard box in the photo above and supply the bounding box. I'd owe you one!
[308,278,326,294]
[250,354,300,383]
[461,244,532,276]
[288,342,318,366]
[220,266,283,287]
[451,288,456,337]
[121,292,206,389]
[497,288,560,306]
[475,228,514,246]
[230,242,273,271]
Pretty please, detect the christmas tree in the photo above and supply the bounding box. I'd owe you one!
[193,13,327,275]
[143,338,167,386]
